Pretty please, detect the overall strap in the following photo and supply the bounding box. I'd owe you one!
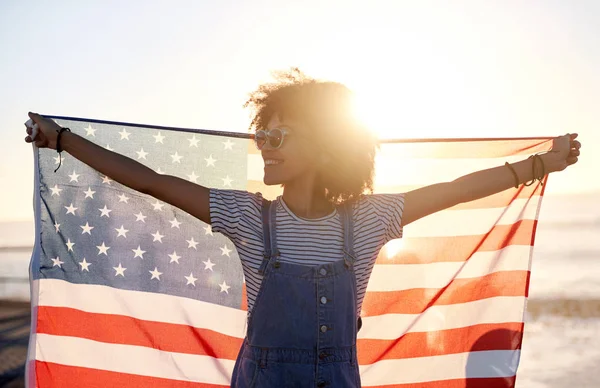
[258,198,280,275]
[339,201,357,268]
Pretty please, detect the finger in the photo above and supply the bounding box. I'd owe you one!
[26,127,32,135]
[570,149,580,156]
[572,140,581,149]
[28,112,43,124]
[25,136,32,143]
[566,157,578,165]
[569,133,578,140]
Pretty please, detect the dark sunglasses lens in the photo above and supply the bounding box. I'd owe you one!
[255,132,267,149]
[268,129,283,148]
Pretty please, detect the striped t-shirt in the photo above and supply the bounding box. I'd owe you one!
[209,189,405,316]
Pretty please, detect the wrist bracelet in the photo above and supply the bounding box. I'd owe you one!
[54,127,71,172]
[505,162,519,188]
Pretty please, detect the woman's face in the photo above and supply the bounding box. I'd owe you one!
[260,114,318,186]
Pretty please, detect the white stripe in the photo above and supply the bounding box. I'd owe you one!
[368,245,533,291]
[35,333,234,385]
[359,350,520,386]
[358,296,526,339]
[404,196,541,238]
[36,279,247,338]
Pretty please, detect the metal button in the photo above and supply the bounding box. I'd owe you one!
[273,261,280,268]
[320,296,327,304]
[320,325,328,333]
[319,268,327,276]
[319,351,328,360]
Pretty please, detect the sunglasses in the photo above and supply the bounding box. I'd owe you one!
[254,128,291,150]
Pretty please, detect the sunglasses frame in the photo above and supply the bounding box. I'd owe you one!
[254,127,291,150]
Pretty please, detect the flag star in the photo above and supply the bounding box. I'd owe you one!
[134,211,147,222]
[105,144,114,151]
[222,176,233,187]
[115,225,129,238]
[65,203,77,215]
[170,151,183,163]
[203,225,213,236]
[50,185,62,196]
[187,171,199,183]
[185,272,198,286]
[219,281,231,294]
[149,267,163,280]
[119,128,131,140]
[66,239,75,252]
[68,171,80,182]
[117,193,130,203]
[99,205,112,217]
[53,154,63,165]
[203,258,216,271]
[97,242,110,255]
[223,139,234,150]
[168,251,181,264]
[84,124,97,137]
[54,221,60,233]
[132,245,146,259]
[169,218,181,229]
[220,245,232,257]
[204,154,216,167]
[136,148,149,160]
[186,237,199,250]
[102,175,112,185]
[80,222,94,235]
[113,263,126,277]
[51,256,64,268]
[79,258,91,272]
[83,187,96,199]
[153,131,165,143]
[188,135,200,147]
[152,200,164,211]
[151,230,164,243]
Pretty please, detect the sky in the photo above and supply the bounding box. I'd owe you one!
[1,0,599,222]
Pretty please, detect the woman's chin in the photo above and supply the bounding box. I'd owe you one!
[263,174,284,186]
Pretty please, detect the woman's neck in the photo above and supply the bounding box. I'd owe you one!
[281,175,333,219]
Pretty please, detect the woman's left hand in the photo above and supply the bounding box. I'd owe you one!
[545,133,581,173]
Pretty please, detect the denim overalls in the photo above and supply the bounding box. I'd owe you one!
[230,199,362,388]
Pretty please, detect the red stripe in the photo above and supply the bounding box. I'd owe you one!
[34,361,227,388]
[379,220,536,264]
[364,375,516,388]
[362,271,529,316]
[36,306,242,360]
[357,322,524,363]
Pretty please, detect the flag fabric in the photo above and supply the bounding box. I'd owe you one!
[26,116,552,388]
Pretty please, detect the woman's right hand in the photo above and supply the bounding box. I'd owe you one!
[25,112,61,149]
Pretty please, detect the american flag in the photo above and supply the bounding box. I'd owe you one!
[27,116,551,387]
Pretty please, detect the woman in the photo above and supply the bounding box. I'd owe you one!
[25,69,580,387]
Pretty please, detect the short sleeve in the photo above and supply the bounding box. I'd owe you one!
[209,189,263,244]
[362,193,406,242]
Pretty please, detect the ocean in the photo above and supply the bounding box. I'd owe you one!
[1,191,599,387]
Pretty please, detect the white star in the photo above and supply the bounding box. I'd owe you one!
[119,128,131,140]
[132,245,146,259]
[99,205,112,217]
[220,245,232,257]
[117,193,130,203]
[134,211,147,222]
[169,218,181,229]
[50,185,62,196]
[66,238,75,252]
[149,267,163,280]
[79,258,91,272]
[219,281,231,294]
[204,154,216,167]
[203,225,213,236]
[51,256,64,268]
[187,171,199,183]
[186,237,199,250]
[113,263,126,277]
[80,222,94,235]
[54,221,60,233]
[168,251,181,263]
[65,203,77,215]
[115,225,129,238]
[188,135,200,147]
[102,175,112,185]
[156,167,165,174]
[97,242,110,255]
[53,154,63,165]
[83,187,95,199]
[223,139,234,150]
[151,230,164,243]
[153,131,165,143]
[152,200,164,211]
[185,272,197,286]
[170,151,183,163]
[203,258,215,271]
[84,124,97,137]
[105,144,114,151]
[136,148,148,160]
[222,176,233,187]
[68,171,80,182]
